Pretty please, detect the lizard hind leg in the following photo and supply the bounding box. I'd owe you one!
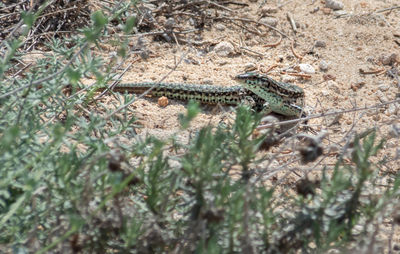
[242,96,257,109]
[260,101,273,115]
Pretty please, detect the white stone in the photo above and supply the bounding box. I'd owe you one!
[386,104,398,115]
[376,90,388,103]
[378,83,390,92]
[244,62,256,70]
[260,17,278,27]
[214,41,234,57]
[281,75,296,83]
[325,0,344,10]
[315,40,326,48]
[319,60,330,71]
[299,63,315,74]
[215,23,226,31]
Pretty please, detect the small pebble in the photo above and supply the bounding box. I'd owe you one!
[319,60,330,71]
[315,40,326,48]
[320,89,330,96]
[244,62,256,71]
[380,53,399,66]
[215,23,226,31]
[386,104,398,115]
[378,83,390,92]
[281,75,296,83]
[327,80,340,94]
[299,63,315,74]
[164,17,176,29]
[260,17,278,27]
[214,41,234,57]
[334,10,347,17]
[376,90,388,102]
[325,0,344,10]
[158,96,169,107]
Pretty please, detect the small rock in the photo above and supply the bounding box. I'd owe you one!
[380,53,399,66]
[214,41,234,57]
[281,75,296,83]
[320,89,330,96]
[299,63,315,74]
[334,10,347,17]
[244,62,256,71]
[378,83,390,92]
[158,96,169,107]
[215,23,226,31]
[376,90,388,102]
[327,80,340,94]
[260,17,278,27]
[386,104,398,115]
[319,60,330,71]
[164,17,176,29]
[315,40,326,48]
[325,0,344,10]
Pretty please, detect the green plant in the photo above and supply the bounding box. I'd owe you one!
[1,1,399,253]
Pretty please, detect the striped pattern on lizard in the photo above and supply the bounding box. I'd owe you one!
[100,72,305,118]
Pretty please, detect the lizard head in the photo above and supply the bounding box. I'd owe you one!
[235,72,304,98]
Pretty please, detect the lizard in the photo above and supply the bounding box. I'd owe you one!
[100,72,305,118]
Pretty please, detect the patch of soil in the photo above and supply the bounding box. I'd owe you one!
[97,1,400,248]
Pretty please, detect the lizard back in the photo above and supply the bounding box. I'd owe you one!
[106,82,245,105]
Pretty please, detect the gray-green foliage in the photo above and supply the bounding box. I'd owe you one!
[0,1,399,253]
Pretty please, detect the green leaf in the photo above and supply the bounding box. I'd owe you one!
[179,101,200,129]
[91,11,108,29]
[123,16,136,34]
[66,67,81,85]
[21,12,35,27]
[0,126,20,151]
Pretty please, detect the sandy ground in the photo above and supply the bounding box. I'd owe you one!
[100,0,399,136]
[97,0,400,165]
[94,0,400,250]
